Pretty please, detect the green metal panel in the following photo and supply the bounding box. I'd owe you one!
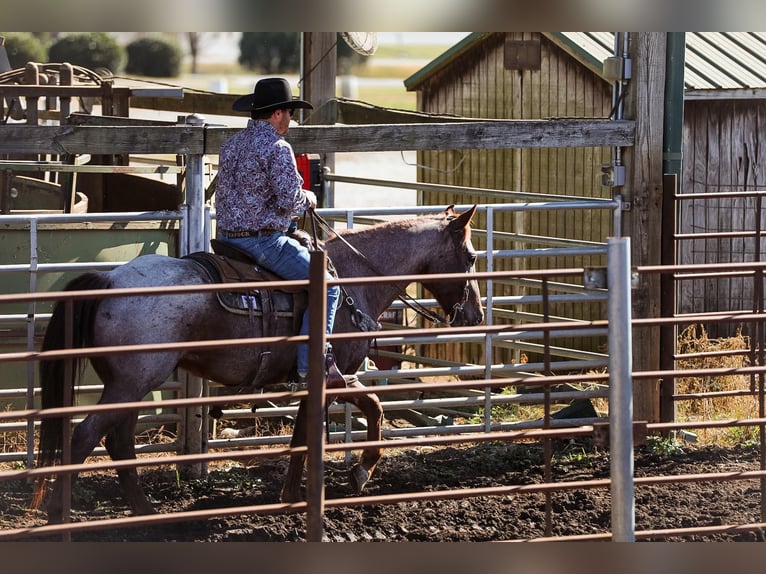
[0,222,180,402]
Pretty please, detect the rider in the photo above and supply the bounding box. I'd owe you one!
[215,77,342,387]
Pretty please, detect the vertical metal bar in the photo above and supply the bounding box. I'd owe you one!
[542,277,553,538]
[25,218,38,470]
[306,251,328,542]
[484,206,494,433]
[179,203,190,257]
[61,298,74,542]
[184,114,206,255]
[343,209,354,463]
[180,117,206,477]
[608,236,635,541]
[754,194,766,522]
[323,165,335,209]
[613,193,623,237]
[204,204,213,253]
[659,174,678,424]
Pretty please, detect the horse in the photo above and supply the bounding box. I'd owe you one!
[33,204,484,522]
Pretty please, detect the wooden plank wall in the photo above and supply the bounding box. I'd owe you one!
[413,32,614,361]
[680,99,766,337]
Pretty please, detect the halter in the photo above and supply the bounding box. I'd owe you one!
[307,210,470,326]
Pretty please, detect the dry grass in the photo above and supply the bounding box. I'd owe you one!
[675,324,762,446]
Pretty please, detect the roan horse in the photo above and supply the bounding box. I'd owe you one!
[33,204,484,522]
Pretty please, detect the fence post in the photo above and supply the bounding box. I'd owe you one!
[305,250,328,541]
[179,114,207,478]
[608,236,635,541]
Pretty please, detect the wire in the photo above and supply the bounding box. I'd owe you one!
[399,149,467,174]
[297,39,339,90]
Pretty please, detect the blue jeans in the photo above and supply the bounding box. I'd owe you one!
[221,231,340,376]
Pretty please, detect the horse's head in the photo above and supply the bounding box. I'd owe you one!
[420,205,484,326]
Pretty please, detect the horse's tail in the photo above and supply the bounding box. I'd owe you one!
[30,272,111,510]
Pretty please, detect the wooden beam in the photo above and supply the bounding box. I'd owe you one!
[0,85,132,98]
[286,119,634,154]
[0,125,204,154]
[0,119,635,156]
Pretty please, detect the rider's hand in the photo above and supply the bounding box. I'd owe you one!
[304,190,317,209]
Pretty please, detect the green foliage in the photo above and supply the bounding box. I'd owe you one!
[1,32,47,69]
[552,445,593,473]
[645,435,685,456]
[48,32,125,74]
[725,425,760,449]
[236,33,370,75]
[238,32,300,73]
[125,36,183,78]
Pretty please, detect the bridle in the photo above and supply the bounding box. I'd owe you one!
[306,210,471,326]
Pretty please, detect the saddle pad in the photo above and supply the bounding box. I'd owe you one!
[184,251,303,317]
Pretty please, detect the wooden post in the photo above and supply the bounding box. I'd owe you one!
[621,33,667,423]
[301,32,337,125]
[23,63,39,126]
[301,32,337,206]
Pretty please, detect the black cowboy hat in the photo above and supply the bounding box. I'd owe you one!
[232,77,313,113]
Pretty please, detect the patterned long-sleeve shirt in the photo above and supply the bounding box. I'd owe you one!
[215,119,312,232]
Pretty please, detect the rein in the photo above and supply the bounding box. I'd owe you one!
[307,210,467,326]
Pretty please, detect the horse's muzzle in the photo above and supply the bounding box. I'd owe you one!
[452,306,485,326]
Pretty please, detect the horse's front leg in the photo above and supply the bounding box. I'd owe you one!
[343,382,383,494]
[281,399,308,503]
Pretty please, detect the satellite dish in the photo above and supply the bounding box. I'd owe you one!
[340,32,378,56]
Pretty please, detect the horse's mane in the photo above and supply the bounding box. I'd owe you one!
[327,212,447,243]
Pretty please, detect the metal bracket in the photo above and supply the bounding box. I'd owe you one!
[601,163,626,187]
[602,56,633,81]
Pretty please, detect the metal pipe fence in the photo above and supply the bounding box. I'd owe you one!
[3,179,766,540]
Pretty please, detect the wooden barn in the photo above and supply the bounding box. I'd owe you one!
[404,32,766,346]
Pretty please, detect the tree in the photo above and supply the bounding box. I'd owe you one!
[48,32,125,74]
[238,32,300,73]
[1,32,46,69]
[126,37,183,78]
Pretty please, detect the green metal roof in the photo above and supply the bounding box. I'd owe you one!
[405,32,766,99]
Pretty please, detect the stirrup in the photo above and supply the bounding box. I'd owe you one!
[289,377,308,392]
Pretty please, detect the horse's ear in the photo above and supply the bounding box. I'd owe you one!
[448,204,478,231]
[444,204,456,217]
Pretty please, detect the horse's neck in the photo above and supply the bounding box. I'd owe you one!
[328,222,430,317]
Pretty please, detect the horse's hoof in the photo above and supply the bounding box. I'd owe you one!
[350,465,370,495]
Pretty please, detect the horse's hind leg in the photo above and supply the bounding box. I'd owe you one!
[344,383,383,494]
[45,411,123,523]
[281,399,308,503]
[105,412,156,515]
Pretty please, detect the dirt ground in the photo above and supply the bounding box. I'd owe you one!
[2,435,765,542]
